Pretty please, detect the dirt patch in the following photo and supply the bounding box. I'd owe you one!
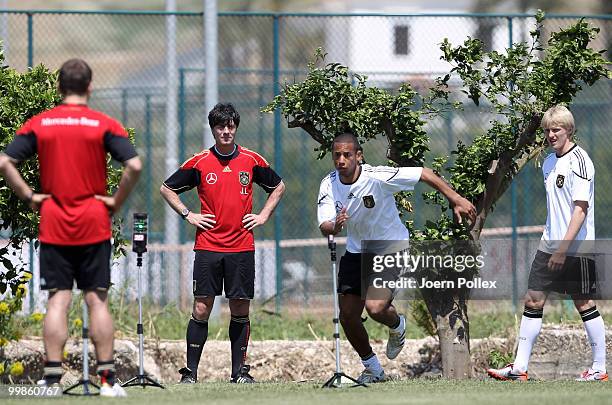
[2,326,608,383]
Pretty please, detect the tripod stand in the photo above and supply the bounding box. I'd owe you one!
[121,252,164,389]
[322,235,366,388]
[63,301,99,396]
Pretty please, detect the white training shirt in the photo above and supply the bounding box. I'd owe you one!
[540,144,595,253]
[317,164,423,253]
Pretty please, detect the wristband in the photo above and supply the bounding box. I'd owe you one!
[25,189,34,204]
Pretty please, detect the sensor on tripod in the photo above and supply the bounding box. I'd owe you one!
[132,213,148,254]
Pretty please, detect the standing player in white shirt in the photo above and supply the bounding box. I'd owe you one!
[487,105,607,382]
[317,132,476,383]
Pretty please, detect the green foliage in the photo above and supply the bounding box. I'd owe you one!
[438,11,610,214]
[409,299,437,337]
[488,349,514,369]
[108,128,135,260]
[262,48,430,165]
[0,52,60,249]
[0,272,31,384]
[0,273,30,345]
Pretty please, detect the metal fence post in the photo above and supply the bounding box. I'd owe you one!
[27,12,33,68]
[0,1,8,65]
[446,109,453,152]
[28,242,34,312]
[164,4,181,306]
[178,68,186,244]
[588,105,594,151]
[27,12,34,312]
[145,94,153,224]
[273,14,283,313]
[179,68,186,163]
[302,135,311,306]
[121,88,128,126]
[508,16,518,313]
[203,0,217,148]
[446,109,454,225]
[257,81,266,152]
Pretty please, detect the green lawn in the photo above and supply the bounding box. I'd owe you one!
[16,298,601,342]
[3,380,612,405]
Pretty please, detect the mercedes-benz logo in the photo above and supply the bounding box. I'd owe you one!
[335,201,343,213]
[205,172,217,184]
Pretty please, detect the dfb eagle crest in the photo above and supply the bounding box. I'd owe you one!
[239,171,250,186]
[363,195,375,208]
[556,174,565,188]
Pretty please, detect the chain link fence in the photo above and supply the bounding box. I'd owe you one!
[1,11,610,313]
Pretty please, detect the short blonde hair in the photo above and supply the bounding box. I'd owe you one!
[541,105,575,137]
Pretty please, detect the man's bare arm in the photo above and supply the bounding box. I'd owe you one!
[95,156,142,213]
[159,183,216,230]
[0,153,50,210]
[243,181,286,231]
[419,167,476,224]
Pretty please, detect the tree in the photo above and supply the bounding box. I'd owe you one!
[263,11,610,378]
[0,47,59,308]
[0,46,129,346]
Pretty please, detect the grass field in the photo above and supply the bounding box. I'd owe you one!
[3,380,612,405]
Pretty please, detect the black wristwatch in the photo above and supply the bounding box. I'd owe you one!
[180,208,190,220]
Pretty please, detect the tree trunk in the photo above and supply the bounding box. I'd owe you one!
[435,310,471,379]
[420,288,471,378]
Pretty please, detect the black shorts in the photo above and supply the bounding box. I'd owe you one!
[528,250,597,296]
[193,250,255,299]
[338,252,362,296]
[39,241,111,291]
[338,252,400,298]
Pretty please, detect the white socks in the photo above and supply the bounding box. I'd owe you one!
[361,353,383,374]
[580,306,607,373]
[513,305,607,374]
[513,306,543,373]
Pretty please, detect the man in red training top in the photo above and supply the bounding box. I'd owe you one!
[0,59,141,397]
[160,103,285,384]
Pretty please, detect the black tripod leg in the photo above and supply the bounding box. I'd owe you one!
[121,374,165,389]
[144,375,165,389]
[63,379,100,396]
[322,373,342,388]
[322,372,367,388]
[121,376,140,387]
[322,372,368,389]
[339,372,367,387]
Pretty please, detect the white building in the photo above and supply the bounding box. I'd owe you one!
[319,0,536,86]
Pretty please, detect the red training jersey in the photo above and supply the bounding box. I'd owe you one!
[163,145,282,252]
[5,104,137,245]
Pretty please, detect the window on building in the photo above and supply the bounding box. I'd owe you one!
[394,25,409,56]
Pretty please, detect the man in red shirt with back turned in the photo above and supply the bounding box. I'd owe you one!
[160,103,285,384]
[0,59,142,397]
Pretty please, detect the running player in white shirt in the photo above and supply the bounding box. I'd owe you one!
[317,132,476,383]
[487,105,607,382]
